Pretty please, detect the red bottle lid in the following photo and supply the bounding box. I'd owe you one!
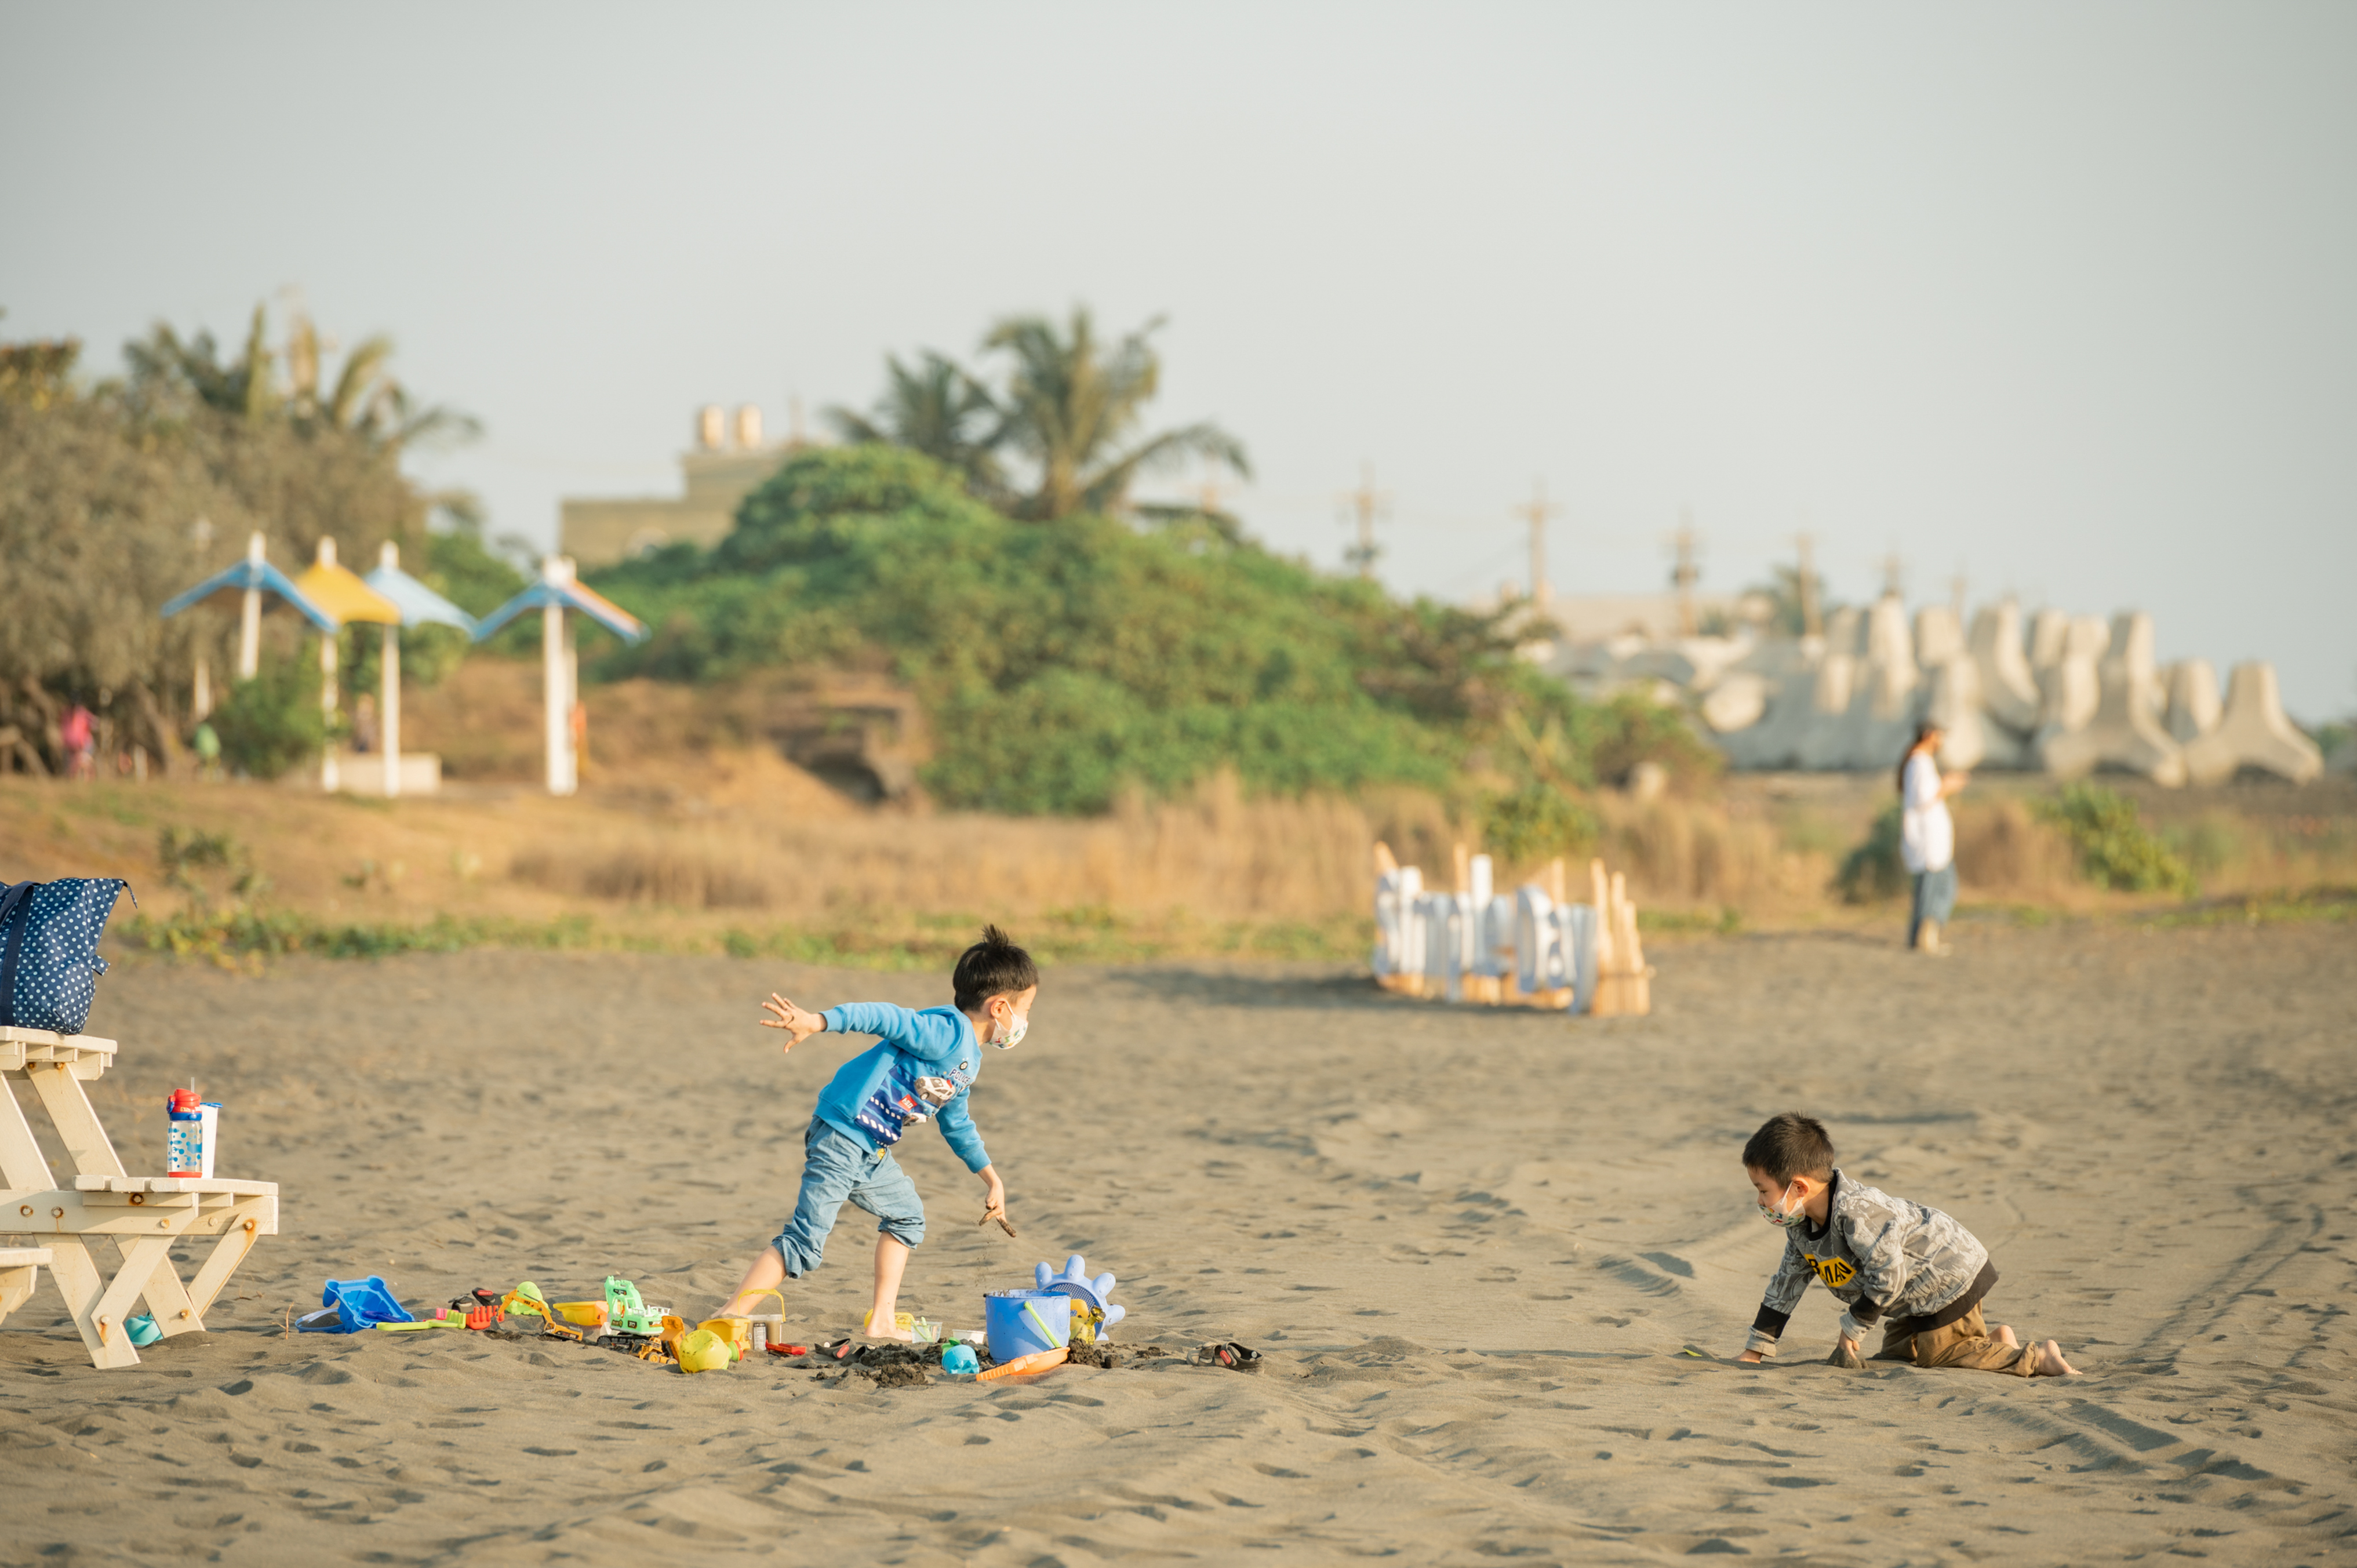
[169,1089,201,1114]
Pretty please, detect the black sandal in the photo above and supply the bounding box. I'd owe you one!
[1202,1341,1263,1372]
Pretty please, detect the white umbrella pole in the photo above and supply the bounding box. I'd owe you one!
[238,592,261,680]
[544,600,573,795]
[320,631,340,793]
[238,531,264,680]
[381,621,401,799]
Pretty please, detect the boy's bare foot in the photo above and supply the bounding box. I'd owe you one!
[2031,1339,2079,1376]
[860,1325,915,1344]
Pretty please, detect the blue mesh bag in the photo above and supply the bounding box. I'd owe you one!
[0,879,133,1036]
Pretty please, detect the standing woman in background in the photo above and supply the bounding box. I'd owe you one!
[1900,722,1967,954]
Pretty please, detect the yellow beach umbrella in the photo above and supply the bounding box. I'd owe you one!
[292,539,403,792]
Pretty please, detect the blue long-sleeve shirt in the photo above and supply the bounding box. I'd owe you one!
[812,1003,991,1173]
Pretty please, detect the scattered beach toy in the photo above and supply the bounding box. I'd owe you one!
[375,1318,461,1333]
[500,1282,552,1320]
[450,1289,502,1330]
[1021,1298,1067,1349]
[603,1276,672,1337]
[984,1289,1072,1362]
[940,1343,980,1377]
[125,1313,162,1348]
[676,1328,732,1373]
[698,1317,752,1361]
[300,1276,414,1334]
[1032,1254,1125,1337]
[552,1300,610,1336]
[976,1345,1067,1381]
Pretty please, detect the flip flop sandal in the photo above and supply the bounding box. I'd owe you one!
[1203,1341,1263,1372]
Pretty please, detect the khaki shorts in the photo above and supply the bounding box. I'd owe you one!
[1874,1302,2034,1376]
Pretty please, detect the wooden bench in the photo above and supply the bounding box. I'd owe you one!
[0,1245,52,1325]
[0,1027,279,1369]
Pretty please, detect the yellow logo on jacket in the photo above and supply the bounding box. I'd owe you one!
[1804,1253,1856,1287]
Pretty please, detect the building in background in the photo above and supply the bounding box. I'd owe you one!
[559,404,801,569]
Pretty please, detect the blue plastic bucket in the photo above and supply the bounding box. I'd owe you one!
[984,1289,1070,1362]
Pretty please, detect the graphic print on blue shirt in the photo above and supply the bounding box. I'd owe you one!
[850,1056,974,1147]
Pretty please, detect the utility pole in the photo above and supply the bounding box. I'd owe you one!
[1338,464,1388,580]
[1795,532,1823,639]
[1669,513,1700,636]
[1511,481,1562,610]
[1949,567,1968,621]
[1878,552,1905,599]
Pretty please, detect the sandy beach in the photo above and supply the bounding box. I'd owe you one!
[2,922,2352,1565]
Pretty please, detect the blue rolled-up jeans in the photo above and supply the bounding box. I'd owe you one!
[1910,863,1958,948]
[773,1117,926,1277]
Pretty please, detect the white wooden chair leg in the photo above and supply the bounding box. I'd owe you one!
[0,1263,36,1323]
[46,1239,138,1370]
[86,1235,175,1362]
[181,1213,263,1320]
[115,1236,208,1337]
[0,1074,57,1192]
[26,1063,127,1178]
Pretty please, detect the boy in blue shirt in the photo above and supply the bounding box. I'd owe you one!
[719,926,1036,1341]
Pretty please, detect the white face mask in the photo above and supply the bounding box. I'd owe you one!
[991,1009,1028,1051]
[1758,1181,1806,1229]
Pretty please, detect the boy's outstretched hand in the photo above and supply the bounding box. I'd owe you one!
[760,993,827,1052]
[976,1167,1016,1238]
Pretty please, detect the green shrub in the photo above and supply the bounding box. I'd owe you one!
[1481,783,1600,872]
[584,446,1619,814]
[2038,783,2195,896]
[1834,805,1909,903]
[208,655,326,779]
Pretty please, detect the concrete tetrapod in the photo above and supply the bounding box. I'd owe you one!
[1712,653,1827,769]
[1914,605,1965,670]
[1969,601,2043,736]
[2179,663,2322,785]
[2035,614,2110,747]
[2165,659,2222,744]
[2040,614,2185,785]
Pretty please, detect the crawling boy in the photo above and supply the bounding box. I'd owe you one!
[718,926,1036,1341]
[1735,1112,2078,1376]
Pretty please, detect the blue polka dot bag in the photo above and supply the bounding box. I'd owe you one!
[0,879,134,1036]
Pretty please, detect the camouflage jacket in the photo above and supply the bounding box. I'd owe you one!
[1747,1170,1994,1353]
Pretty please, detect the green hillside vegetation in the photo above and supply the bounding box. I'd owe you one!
[585,445,1711,816]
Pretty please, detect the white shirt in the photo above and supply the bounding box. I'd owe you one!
[1900,752,1953,874]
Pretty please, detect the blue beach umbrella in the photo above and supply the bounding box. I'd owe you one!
[472,558,646,796]
[161,529,341,674]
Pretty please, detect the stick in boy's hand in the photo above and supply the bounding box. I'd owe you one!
[760,993,828,1052]
[979,1201,1018,1239]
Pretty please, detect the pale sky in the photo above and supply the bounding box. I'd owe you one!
[6,2,2353,716]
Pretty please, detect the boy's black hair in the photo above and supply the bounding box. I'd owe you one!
[953,925,1038,1012]
[1743,1112,1836,1185]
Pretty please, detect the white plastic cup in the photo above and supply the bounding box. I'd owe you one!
[199,1104,220,1178]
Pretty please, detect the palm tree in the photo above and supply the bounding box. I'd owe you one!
[122,302,477,451]
[983,308,1249,521]
[823,351,1005,495]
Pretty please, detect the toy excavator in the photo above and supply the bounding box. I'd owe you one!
[604,1276,671,1337]
[497,1281,585,1343]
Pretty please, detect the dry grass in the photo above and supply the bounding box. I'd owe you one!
[9,757,2354,969]
[505,769,1379,921]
